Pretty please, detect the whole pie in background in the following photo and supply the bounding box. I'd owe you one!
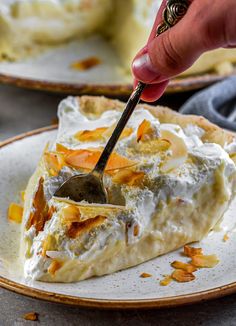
[0,0,236,77]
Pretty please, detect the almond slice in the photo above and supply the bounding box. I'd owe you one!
[171,269,195,282]
[171,261,197,273]
[8,203,23,224]
[184,245,203,257]
[190,254,219,268]
[160,130,188,173]
[160,275,172,286]
[112,169,145,186]
[65,149,136,172]
[48,260,64,276]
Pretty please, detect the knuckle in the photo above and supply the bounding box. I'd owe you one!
[151,31,183,75]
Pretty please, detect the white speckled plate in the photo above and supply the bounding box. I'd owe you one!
[0,126,236,309]
[0,36,231,96]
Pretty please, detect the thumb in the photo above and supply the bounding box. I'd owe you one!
[132,0,228,84]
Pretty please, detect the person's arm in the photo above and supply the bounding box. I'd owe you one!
[132,0,236,102]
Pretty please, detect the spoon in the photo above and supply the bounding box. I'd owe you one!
[54,0,190,204]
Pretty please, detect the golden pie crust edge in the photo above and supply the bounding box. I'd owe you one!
[77,95,235,147]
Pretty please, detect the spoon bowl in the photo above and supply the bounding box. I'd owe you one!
[54,172,108,204]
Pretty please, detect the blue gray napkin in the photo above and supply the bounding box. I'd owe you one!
[180,77,236,131]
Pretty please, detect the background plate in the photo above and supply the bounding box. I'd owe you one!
[0,36,233,96]
[1,127,236,309]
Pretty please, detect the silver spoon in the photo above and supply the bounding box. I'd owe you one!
[54,0,190,204]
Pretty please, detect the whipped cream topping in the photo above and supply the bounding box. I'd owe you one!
[22,97,236,280]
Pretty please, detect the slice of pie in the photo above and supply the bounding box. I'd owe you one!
[0,0,236,76]
[20,96,236,282]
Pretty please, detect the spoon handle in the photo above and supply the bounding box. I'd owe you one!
[93,81,146,174]
[93,0,190,176]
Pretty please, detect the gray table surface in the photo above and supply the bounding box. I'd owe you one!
[0,84,236,326]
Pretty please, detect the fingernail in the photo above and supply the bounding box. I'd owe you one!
[132,52,160,82]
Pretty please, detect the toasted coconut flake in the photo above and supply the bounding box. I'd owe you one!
[229,152,236,164]
[176,198,186,205]
[61,205,81,223]
[23,312,38,321]
[74,127,108,142]
[65,149,136,172]
[137,119,152,142]
[160,275,172,286]
[48,260,64,276]
[103,125,133,140]
[75,126,133,142]
[47,206,56,220]
[56,143,72,154]
[133,224,139,237]
[223,233,229,242]
[112,169,145,186]
[160,130,188,173]
[44,152,65,176]
[140,272,152,278]
[184,245,203,257]
[70,56,101,71]
[26,177,49,234]
[191,254,219,268]
[171,261,197,273]
[41,234,57,257]
[21,191,25,203]
[8,203,23,224]
[171,269,195,282]
[137,138,171,154]
[66,215,106,238]
[120,127,133,139]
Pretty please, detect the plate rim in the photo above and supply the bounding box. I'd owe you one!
[1,126,236,309]
[0,71,228,96]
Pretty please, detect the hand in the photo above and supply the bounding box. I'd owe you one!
[132,0,236,102]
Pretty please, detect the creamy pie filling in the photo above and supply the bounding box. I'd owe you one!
[20,97,236,282]
[0,0,113,60]
[1,0,236,75]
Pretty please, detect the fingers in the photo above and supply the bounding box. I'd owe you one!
[132,0,236,90]
[133,78,169,102]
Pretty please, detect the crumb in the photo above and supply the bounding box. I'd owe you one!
[23,312,38,321]
[171,269,195,282]
[223,233,229,242]
[160,275,172,286]
[70,56,101,71]
[140,272,152,278]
